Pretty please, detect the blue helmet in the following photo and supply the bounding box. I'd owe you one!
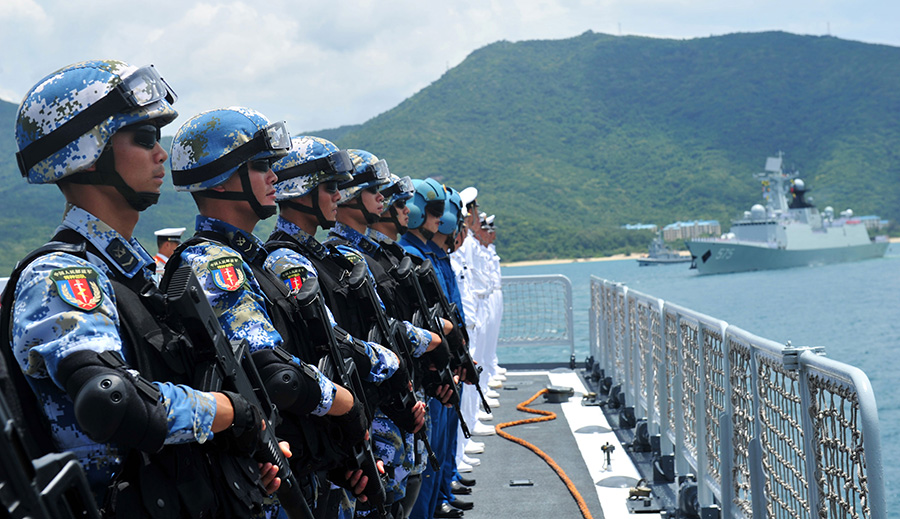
[338,149,391,204]
[273,136,353,201]
[15,59,178,184]
[438,185,464,235]
[407,178,446,230]
[170,106,290,192]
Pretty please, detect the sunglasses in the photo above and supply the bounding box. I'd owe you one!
[125,124,162,150]
[322,180,340,194]
[364,185,380,194]
[394,199,407,209]
[248,158,272,172]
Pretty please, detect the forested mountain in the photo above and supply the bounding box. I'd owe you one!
[2,31,899,269]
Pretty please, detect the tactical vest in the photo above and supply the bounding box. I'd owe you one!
[0,230,265,519]
[166,232,349,477]
[266,231,368,340]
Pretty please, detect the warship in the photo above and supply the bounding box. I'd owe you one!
[635,236,691,266]
[686,152,889,275]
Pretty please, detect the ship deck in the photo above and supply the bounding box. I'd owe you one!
[457,365,665,519]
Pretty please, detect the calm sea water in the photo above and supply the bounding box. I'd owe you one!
[501,243,900,510]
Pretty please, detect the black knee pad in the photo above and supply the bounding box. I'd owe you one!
[56,350,167,452]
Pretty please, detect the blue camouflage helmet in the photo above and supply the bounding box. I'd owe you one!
[378,174,414,215]
[337,149,391,204]
[273,136,353,201]
[438,185,463,234]
[407,178,446,230]
[15,59,178,184]
[170,106,291,191]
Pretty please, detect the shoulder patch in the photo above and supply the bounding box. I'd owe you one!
[50,267,104,311]
[280,266,308,292]
[208,257,246,292]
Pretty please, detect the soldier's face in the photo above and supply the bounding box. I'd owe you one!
[395,201,410,227]
[318,182,341,221]
[361,188,384,216]
[247,161,278,207]
[423,211,441,234]
[111,128,168,194]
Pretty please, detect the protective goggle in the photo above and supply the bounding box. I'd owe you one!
[17,64,177,177]
[380,176,414,200]
[257,121,291,153]
[342,159,391,189]
[275,150,354,183]
[118,65,178,109]
[173,120,292,185]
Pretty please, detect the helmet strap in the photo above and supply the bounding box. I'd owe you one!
[67,146,160,211]
[378,205,407,235]
[345,197,379,225]
[282,191,335,230]
[195,166,276,220]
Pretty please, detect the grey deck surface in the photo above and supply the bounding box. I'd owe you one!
[455,370,603,519]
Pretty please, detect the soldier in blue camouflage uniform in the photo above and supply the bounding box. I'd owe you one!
[6,60,283,517]
[327,150,451,519]
[168,108,375,511]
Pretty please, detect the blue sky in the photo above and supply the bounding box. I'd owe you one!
[2,0,898,133]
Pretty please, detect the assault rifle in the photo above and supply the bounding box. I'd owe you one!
[414,260,491,416]
[292,274,388,516]
[344,261,441,467]
[164,265,313,519]
[0,390,100,519]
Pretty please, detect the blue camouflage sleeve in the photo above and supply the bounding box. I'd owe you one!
[13,252,216,444]
[403,321,432,358]
[182,243,282,353]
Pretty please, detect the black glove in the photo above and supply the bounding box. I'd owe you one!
[220,391,264,458]
[330,398,368,454]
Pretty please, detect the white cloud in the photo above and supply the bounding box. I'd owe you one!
[1,0,899,134]
[0,0,47,20]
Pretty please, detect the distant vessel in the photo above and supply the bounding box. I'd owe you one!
[636,236,691,266]
[686,152,889,275]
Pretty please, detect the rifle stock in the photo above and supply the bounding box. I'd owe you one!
[164,265,313,519]
[0,391,100,519]
[415,261,492,416]
[292,275,388,517]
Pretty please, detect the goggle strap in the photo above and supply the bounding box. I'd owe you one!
[16,91,130,177]
[174,137,268,186]
[275,154,350,182]
[339,168,383,190]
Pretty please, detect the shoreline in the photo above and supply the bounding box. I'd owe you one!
[502,236,900,268]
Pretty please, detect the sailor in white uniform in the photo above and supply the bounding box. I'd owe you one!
[152,226,185,276]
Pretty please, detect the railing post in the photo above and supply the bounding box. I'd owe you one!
[696,324,711,508]
[748,345,767,518]
[790,345,825,519]
[674,313,689,476]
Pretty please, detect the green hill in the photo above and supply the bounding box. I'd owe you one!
[2,31,899,270]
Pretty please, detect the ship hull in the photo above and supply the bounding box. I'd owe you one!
[636,256,692,266]
[685,240,889,275]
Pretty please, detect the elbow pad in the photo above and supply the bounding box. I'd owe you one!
[252,347,322,416]
[56,350,167,453]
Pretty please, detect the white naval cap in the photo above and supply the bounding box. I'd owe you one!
[485,215,495,226]
[460,186,478,206]
[154,227,186,239]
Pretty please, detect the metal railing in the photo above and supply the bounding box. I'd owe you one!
[590,276,885,519]
[498,274,575,361]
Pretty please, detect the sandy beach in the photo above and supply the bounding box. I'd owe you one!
[501,236,900,268]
